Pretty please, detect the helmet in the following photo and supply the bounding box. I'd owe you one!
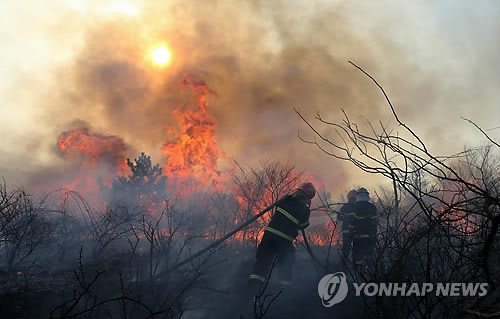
[357,187,369,195]
[347,189,357,201]
[356,187,370,202]
[299,182,316,199]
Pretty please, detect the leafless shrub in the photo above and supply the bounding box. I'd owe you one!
[296,61,500,318]
[233,161,303,246]
[0,180,53,273]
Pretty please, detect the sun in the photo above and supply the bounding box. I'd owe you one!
[151,46,171,66]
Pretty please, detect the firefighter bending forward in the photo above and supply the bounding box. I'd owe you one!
[249,182,316,291]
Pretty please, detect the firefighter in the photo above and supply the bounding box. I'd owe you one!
[248,182,316,292]
[351,187,378,268]
[338,189,357,262]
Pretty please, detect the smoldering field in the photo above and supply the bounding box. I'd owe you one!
[0,156,339,318]
[1,0,500,318]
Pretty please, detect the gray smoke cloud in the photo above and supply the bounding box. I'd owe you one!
[1,0,499,194]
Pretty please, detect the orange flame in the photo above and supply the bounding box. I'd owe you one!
[58,128,127,167]
[307,220,340,246]
[161,75,221,185]
[48,78,340,247]
[55,128,129,193]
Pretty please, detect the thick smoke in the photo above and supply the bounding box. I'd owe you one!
[0,2,498,318]
[1,0,499,193]
[44,1,387,191]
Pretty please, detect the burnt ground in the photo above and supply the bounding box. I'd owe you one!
[0,246,373,319]
[181,247,373,319]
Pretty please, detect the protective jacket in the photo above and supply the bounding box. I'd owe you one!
[339,202,357,235]
[249,194,311,288]
[352,201,377,239]
[351,200,377,266]
[339,201,357,260]
[265,194,311,241]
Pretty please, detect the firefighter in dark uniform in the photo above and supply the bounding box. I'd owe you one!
[351,187,377,268]
[248,182,316,291]
[338,189,358,262]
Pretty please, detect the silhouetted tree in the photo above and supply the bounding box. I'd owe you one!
[101,152,167,211]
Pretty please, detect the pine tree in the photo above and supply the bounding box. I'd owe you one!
[107,153,167,208]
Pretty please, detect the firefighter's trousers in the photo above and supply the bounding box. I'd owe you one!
[342,231,355,261]
[352,235,376,266]
[249,232,295,289]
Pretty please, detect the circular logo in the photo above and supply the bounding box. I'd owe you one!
[318,272,348,307]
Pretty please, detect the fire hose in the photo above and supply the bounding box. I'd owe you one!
[167,198,325,273]
[301,229,325,269]
[167,200,281,272]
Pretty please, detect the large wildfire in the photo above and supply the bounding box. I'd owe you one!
[54,74,224,193]
[2,2,498,318]
[48,72,337,247]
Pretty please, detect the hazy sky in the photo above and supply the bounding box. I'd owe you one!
[0,0,499,194]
